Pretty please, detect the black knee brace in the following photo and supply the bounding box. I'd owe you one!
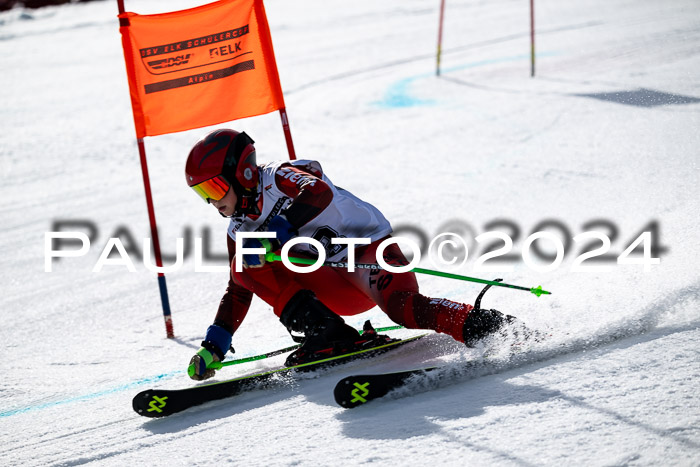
[280,290,343,335]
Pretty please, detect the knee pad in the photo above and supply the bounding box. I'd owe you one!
[280,289,343,334]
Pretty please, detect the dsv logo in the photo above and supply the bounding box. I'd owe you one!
[147,54,193,70]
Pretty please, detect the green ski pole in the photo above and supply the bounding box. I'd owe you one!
[265,252,551,297]
[209,325,406,370]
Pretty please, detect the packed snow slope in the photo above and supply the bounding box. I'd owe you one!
[1,0,699,465]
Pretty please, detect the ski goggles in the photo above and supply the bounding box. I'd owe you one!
[191,175,230,203]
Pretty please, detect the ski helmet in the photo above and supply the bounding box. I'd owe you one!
[185,129,259,215]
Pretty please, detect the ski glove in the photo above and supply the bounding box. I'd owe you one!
[188,324,232,381]
[188,347,220,381]
[241,215,297,268]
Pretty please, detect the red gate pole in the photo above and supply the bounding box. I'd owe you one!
[436,0,446,76]
[279,107,296,160]
[135,138,175,338]
[118,0,174,338]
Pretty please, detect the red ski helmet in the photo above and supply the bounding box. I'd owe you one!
[185,129,260,215]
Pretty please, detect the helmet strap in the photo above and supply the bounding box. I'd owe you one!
[235,192,261,217]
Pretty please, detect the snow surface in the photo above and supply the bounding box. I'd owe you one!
[1,0,700,465]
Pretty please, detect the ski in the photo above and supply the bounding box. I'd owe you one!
[133,333,426,418]
[331,277,542,409]
[334,332,555,409]
[334,367,439,408]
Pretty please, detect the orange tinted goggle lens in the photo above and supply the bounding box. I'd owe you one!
[191,176,230,202]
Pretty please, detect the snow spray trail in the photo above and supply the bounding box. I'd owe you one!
[386,281,700,400]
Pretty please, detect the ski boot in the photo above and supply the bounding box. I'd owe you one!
[462,279,544,347]
[281,290,365,367]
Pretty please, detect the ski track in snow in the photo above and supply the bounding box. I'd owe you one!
[1,0,700,465]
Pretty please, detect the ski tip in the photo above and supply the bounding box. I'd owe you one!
[334,367,439,409]
[132,389,170,418]
[333,377,373,409]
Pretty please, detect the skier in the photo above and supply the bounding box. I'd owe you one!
[186,129,521,380]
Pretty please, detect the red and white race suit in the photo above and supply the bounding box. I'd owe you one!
[213,159,473,343]
[226,160,392,261]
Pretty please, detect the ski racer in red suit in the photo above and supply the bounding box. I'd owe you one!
[186,129,520,380]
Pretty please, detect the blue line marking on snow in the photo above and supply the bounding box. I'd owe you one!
[0,344,288,418]
[379,76,436,108]
[375,52,559,109]
[0,371,176,418]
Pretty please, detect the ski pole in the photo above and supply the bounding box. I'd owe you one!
[209,325,406,370]
[265,252,551,297]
